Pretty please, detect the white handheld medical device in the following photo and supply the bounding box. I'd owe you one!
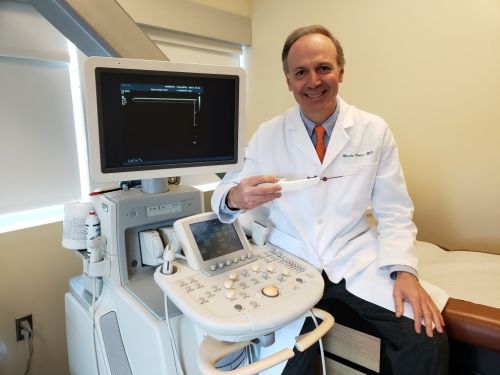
[260,177,320,193]
[277,177,320,192]
[139,230,165,266]
[155,212,327,342]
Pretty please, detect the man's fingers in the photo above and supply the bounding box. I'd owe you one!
[393,289,404,318]
[244,175,281,187]
[228,177,282,210]
[412,302,423,334]
[429,301,445,334]
[422,306,434,337]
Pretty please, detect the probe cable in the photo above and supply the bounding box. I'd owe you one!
[90,276,101,375]
[163,293,185,375]
[308,309,327,375]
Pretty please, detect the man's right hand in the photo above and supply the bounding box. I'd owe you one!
[227,175,282,210]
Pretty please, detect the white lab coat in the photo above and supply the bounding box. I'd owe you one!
[211,97,448,372]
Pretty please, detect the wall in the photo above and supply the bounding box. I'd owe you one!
[0,223,82,375]
[247,0,500,254]
[191,0,251,16]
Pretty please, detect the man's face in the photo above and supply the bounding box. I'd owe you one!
[285,33,344,124]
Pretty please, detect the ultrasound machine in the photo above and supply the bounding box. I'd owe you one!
[64,57,333,375]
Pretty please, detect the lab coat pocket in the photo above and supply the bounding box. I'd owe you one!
[329,162,379,178]
[326,162,378,208]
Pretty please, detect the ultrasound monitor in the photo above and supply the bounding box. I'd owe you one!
[84,57,245,187]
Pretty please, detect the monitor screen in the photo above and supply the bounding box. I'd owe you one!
[84,57,245,182]
[189,218,244,261]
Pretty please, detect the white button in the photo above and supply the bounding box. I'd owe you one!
[266,264,276,272]
[210,264,217,271]
[261,285,280,298]
[228,272,239,281]
[252,264,260,272]
[224,280,234,289]
[226,259,232,266]
[225,290,236,299]
[240,254,246,261]
[282,268,291,276]
[218,262,224,268]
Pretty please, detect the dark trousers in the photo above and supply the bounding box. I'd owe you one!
[282,277,449,375]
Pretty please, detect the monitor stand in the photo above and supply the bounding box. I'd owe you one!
[141,178,168,194]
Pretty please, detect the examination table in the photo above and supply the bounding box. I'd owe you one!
[322,240,500,374]
[417,241,500,374]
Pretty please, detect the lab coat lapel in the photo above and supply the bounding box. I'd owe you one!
[286,107,319,165]
[321,99,351,168]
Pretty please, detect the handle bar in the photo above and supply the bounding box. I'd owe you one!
[197,308,334,375]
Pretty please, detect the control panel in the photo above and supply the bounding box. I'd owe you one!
[155,213,324,342]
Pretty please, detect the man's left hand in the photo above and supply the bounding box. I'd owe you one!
[393,271,445,337]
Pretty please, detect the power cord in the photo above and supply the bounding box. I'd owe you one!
[20,320,33,375]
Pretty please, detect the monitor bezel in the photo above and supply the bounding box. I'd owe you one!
[84,57,245,182]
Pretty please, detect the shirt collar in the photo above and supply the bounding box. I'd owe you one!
[300,101,340,138]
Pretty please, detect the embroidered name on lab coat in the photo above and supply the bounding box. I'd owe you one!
[342,150,374,158]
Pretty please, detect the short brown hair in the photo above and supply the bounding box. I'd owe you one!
[282,25,345,72]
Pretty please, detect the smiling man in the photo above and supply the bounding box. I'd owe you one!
[212,25,449,374]
[283,31,344,125]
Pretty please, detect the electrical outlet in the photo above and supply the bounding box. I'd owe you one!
[15,314,32,341]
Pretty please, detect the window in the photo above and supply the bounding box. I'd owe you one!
[0,1,246,233]
[0,2,83,232]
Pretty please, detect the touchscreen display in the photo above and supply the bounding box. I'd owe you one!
[189,219,244,261]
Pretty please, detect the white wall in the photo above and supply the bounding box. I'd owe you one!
[247,0,500,253]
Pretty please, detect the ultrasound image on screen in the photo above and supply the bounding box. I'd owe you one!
[190,219,244,261]
[95,69,239,173]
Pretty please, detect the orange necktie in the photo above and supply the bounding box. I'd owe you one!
[314,125,326,162]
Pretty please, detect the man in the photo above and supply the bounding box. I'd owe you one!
[211,25,448,374]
